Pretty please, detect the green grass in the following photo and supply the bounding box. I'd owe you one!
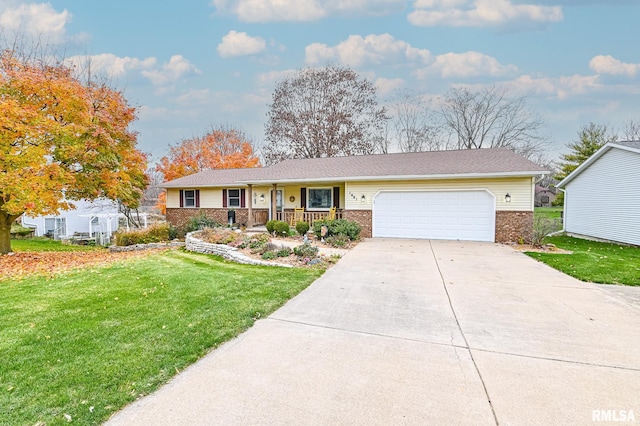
[534,206,563,220]
[525,235,640,286]
[0,250,323,425]
[11,237,101,252]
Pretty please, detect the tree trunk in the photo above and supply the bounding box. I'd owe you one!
[0,210,16,254]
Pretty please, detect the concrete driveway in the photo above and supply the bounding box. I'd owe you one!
[107,239,640,425]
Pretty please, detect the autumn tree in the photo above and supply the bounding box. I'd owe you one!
[440,86,548,159]
[155,126,260,213]
[263,65,388,165]
[0,49,148,254]
[553,122,618,206]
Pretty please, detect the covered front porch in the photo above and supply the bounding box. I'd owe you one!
[244,182,346,228]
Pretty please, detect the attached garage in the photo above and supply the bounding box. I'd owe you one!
[372,190,496,242]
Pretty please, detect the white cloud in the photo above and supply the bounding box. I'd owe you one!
[141,55,201,86]
[0,2,71,43]
[408,0,563,28]
[416,51,518,78]
[589,55,640,77]
[212,0,404,22]
[497,74,601,100]
[217,31,267,58]
[65,54,157,78]
[375,77,405,96]
[306,33,431,67]
[65,53,200,86]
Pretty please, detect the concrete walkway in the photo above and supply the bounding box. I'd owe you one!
[106,239,640,425]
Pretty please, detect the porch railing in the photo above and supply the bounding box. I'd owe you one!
[276,210,343,225]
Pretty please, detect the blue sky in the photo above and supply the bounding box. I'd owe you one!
[1,0,639,164]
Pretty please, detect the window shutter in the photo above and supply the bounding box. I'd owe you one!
[179,190,184,208]
[333,187,340,209]
[240,189,246,208]
[300,187,306,208]
[195,190,200,208]
[222,189,227,208]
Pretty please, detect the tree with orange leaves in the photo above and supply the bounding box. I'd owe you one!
[155,126,260,213]
[0,49,148,254]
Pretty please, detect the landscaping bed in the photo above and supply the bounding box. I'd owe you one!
[191,228,352,268]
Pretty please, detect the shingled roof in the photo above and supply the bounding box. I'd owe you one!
[161,147,548,188]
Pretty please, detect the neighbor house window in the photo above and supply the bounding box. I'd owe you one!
[227,189,241,208]
[307,188,332,210]
[541,195,550,204]
[44,217,66,239]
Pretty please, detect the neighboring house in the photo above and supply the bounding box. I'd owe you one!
[535,185,557,207]
[22,199,120,241]
[557,141,640,246]
[161,148,548,243]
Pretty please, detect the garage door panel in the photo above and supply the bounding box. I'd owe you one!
[373,191,495,242]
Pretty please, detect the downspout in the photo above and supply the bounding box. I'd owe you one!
[21,216,39,235]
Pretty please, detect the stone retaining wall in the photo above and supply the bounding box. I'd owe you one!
[185,232,291,268]
[109,242,185,252]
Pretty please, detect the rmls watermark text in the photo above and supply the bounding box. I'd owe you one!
[592,409,636,422]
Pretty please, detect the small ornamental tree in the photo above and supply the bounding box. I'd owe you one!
[0,50,148,254]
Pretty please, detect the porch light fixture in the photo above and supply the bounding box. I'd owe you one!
[505,193,511,203]
[361,195,366,203]
[259,194,265,202]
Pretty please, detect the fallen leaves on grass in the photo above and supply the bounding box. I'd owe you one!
[0,249,168,281]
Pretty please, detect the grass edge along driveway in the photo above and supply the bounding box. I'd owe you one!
[525,235,640,286]
[0,249,323,425]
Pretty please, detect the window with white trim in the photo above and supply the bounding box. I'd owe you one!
[227,189,241,208]
[184,190,196,207]
[307,188,332,210]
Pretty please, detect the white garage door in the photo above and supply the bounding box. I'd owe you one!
[373,191,495,242]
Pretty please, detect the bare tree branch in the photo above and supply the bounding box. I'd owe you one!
[440,86,548,160]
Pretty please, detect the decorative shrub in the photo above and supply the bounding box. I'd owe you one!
[185,212,221,233]
[295,221,310,235]
[261,251,277,260]
[273,221,290,237]
[10,224,34,238]
[168,225,179,240]
[325,234,350,248]
[266,220,278,234]
[261,242,280,254]
[114,224,171,246]
[312,219,361,241]
[293,242,319,258]
[530,217,562,246]
[196,228,244,246]
[276,246,292,257]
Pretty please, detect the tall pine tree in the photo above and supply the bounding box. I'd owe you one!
[553,122,617,206]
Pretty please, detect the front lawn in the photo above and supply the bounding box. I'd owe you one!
[525,235,640,286]
[534,206,563,220]
[11,237,101,252]
[0,249,323,425]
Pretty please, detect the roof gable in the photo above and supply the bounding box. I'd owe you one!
[161,148,548,188]
[557,141,640,188]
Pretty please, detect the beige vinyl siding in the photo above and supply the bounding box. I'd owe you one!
[345,177,534,211]
[166,188,223,208]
